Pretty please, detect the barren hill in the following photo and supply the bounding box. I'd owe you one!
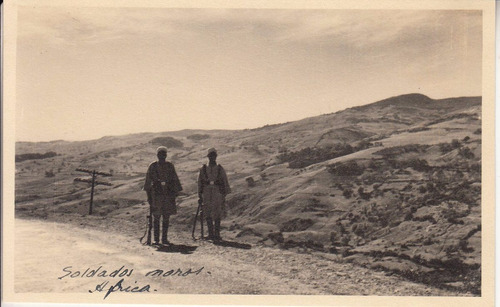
[15,93,482,295]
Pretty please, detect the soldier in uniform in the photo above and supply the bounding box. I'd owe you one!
[144,146,182,245]
[198,148,231,241]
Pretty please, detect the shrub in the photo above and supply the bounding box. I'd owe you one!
[279,144,355,169]
[459,147,475,159]
[386,158,429,172]
[451,139,461,149]
[373,144,428,157]
[187,134,210,141]
[341,235,350,246]
[403,183,413,191]
[470,163,481,174]
[150,136,183,148]
[278,146,288,154]
[379,214,390,227]
[440,139,464,153]
[246,177,255,187]
[407,159,430,171]
[343,188,353,199]
[357,187,371,200]
[16,151,58,162]
[45,170,55,177]
[355,140,373,151]
[268,232,284,244]
[280,218,314,232]
[328,161,365,176]
[442,208,466,224]
[408,127,431,133]
[439,143,454,154]
[351,222,371,237]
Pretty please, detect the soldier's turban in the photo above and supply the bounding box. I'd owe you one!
[207,148,217,156]
[157,146,168,154]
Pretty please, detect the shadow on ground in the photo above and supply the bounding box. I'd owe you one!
[155,243,198,254]
[213,239,252,250]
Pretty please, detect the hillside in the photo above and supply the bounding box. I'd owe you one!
[15,93,482,295]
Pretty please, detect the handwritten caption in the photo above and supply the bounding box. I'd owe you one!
[58,265,206,299]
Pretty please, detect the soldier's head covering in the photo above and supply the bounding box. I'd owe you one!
[157,146,168,154]
[207,147,217,156]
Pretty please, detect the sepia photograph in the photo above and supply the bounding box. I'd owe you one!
[2,0,496,306]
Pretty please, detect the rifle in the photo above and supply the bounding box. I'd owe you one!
[192,198,204,240]
[140,202,153,245]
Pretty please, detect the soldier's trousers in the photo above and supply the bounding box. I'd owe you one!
[153,214,170,243]
[206,217,221,240]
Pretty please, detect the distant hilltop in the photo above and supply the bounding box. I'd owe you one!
[15,93,481,146]
[354,93,480,111]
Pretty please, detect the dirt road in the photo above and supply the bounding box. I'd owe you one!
[15,218,457,300]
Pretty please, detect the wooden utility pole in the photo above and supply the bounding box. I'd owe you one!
[74,168,112,215]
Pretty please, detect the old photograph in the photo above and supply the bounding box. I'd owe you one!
[2,0,495,306]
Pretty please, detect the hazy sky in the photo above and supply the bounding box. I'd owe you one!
[16,7,482,142]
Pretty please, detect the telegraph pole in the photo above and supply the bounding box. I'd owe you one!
[74,168,112,215]
[89,170,96,215]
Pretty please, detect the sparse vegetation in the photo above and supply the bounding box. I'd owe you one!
[342,188,353,199]
[16,151,58,162]
[408,127,430,133]
[150,136,183,148]
[387,158,430,172]
[373,144,428,157]
[459,147,475,159]
[439,139,462,154]
[357,187,371,200]
[278,144,356,169]
[187,134,210,141]
[280,218,314,232]
[327,161,365,177]
[246,177,256,187]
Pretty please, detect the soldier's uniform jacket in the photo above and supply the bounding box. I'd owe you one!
[198,164,231,219]
[144,161,182,216]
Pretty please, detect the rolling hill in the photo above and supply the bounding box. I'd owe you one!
[15,93,482,295]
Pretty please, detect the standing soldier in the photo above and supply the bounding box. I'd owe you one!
[198,148,231,241]
[144,146,183,245]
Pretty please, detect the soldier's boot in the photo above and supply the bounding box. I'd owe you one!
[161,215,170,245]
[206,218,215,240]
[214,219,222,241]
[153,215,161,245]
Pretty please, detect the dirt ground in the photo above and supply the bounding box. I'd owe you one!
[15,217,461,300]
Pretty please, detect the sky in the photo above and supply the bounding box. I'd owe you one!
[15,6,483,142]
